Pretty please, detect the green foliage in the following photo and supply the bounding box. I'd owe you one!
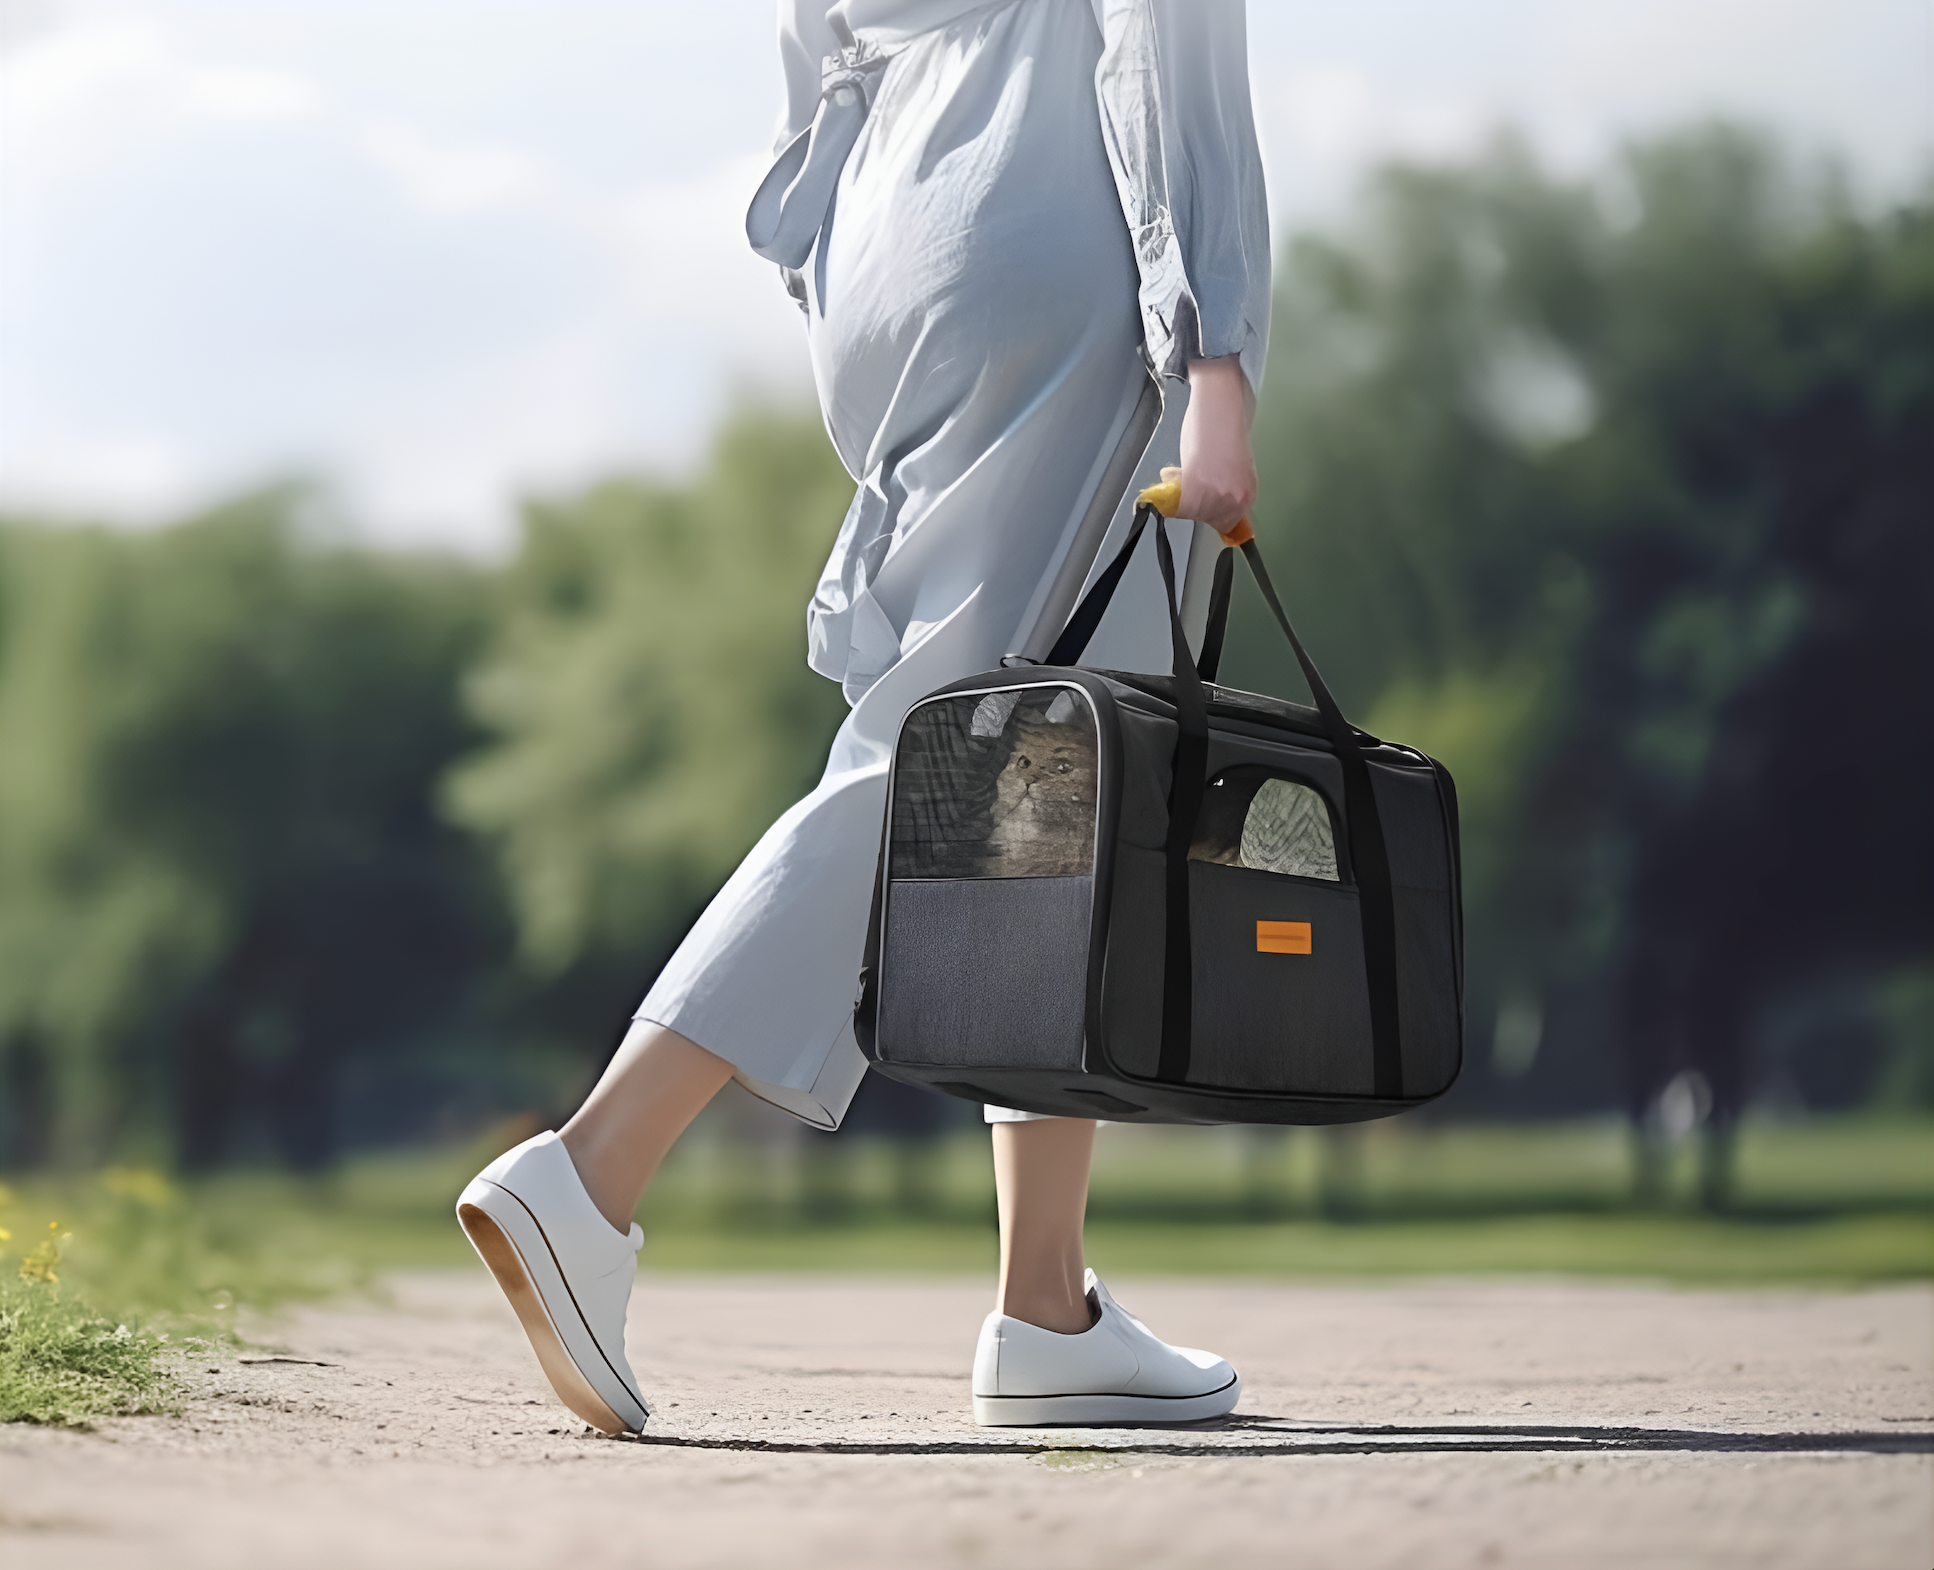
[447,406,852,980]
[1,126,1927,1182]
[1226,125,1934,1115]
[1876,967,1934,1109]
[0,408,857,1172]
[0,496,501,1168]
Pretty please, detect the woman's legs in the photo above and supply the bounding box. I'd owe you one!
[560,1021,734,1232]
[559,1023,1101,1337]
[992,1117,1098,1335]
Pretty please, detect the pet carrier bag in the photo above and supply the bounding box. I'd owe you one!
[853,486,1464,1124]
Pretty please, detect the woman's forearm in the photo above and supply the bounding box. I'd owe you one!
[1178,355,1258,530]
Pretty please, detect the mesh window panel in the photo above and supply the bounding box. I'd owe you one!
[890,686,1098,879]
[1190,766,1338,882]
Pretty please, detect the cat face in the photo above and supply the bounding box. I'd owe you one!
[984,715,1097,876]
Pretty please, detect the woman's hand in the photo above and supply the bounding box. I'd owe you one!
[1177,355,1257,532]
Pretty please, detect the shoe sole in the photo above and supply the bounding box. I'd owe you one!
[456,1178,647,1436]
[972,1372,1240,1428]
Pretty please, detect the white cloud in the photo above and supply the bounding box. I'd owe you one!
[357,118,542,218]
[0,428,200,524]
[0,0,1926,554]
[1275,67,1482,167]
[182,63,319,123]
[1,18,160,123]
[0,3,804,552]
[4,19,319,128]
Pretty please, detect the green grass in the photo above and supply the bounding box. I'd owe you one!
[0,1166,425,1427]
[0,1278,178,1426]
[1084,1214,1932,1281]
[1,1114,1928,1424]
[628,1213,1931,1281]
[629,1115,1932,1280]
[0,1217,180,1426]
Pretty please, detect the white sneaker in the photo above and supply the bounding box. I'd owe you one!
[972,1270,1240,1427]
[456,1130,649,1435]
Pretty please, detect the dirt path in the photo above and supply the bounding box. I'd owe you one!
[4,1272,1930,1568]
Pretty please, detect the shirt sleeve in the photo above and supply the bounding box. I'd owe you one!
[1092,0,1272,405]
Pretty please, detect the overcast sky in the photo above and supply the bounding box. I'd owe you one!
[3,0,1929,553]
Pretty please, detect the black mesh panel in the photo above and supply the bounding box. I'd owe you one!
[890,686,1098,880]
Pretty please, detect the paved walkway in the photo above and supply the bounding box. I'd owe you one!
[3,1273,1929,1568]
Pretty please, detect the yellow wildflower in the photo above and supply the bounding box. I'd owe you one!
[20,1221,70,1285]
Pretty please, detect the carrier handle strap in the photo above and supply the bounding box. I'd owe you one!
[1149,515,1210,1084]
[1043,489,1246,671]
[1043,503,1203,1079]
[1042,498,1405,1099]
[1042,503,1154,669]
[1195,547,1236,685]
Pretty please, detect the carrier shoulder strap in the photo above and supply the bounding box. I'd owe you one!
[1045,507,1403,1099]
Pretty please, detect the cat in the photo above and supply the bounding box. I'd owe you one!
[1239,776,1337,880]
[980,711,1098,878]
[1189,769,1338,881]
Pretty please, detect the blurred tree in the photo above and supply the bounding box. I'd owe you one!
[446,406,853,1074]
[1220,125,1933,1188]
[6,128,1924,1182]
[0,495,501,1169]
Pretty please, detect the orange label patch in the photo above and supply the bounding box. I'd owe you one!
[1256,920,1312,955]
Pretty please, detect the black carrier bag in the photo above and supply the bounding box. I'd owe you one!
[853,495,1464,1124]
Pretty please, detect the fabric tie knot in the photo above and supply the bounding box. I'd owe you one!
[746,46,891,269]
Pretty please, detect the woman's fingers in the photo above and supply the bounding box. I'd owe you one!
[1175,443,1257,529]
[1178,473,1255,529]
